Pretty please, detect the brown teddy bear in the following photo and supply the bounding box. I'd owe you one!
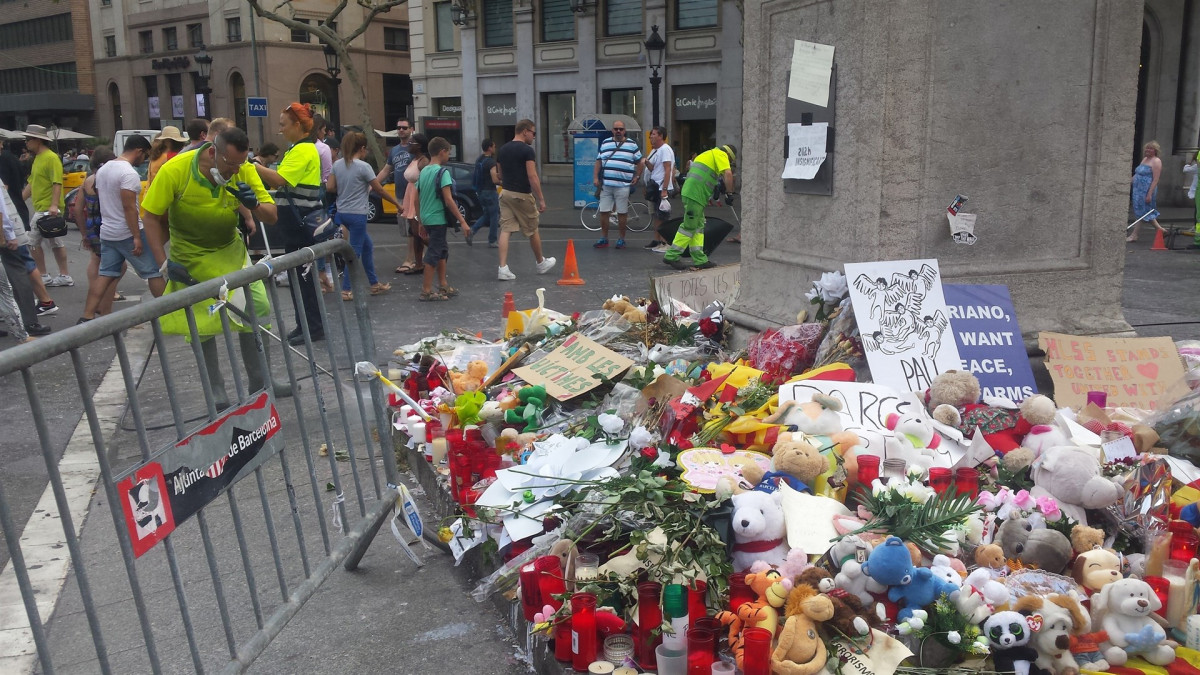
[975,543,1008,579]
[925,369,1056,454]
[794,567,876,637]
[449,360,490,394]
[771,585,835,675]
[740,434,829,494]
[1069,525,1105,556]
[602,296,648,323]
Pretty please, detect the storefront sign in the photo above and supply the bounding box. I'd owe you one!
[513,334,634,401]
[435,97,462,117]
[115,392,284,557]
[424,117,461,130]
[673,84,718,121]
[943,284,1038,401]
[1038,332,1189,410]
[484,94,517,125]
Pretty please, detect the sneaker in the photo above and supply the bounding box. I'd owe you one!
[497,265,516,281]
[488,242,499,248]
[615,239,626,249]
[652,244,669,253]
[76,317,92,324]
[535,257,557,275]
[643,240,660,249]
[694,261,715,269]
[40,274,51,283]
[664,258,689,270]
[25,323,51,336]
[36,301,58,316]
[47,274,74,287]
[593,238,609,249]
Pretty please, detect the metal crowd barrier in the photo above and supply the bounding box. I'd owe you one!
[0,239,410,674]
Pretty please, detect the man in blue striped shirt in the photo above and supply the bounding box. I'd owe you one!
[591,122,643,249]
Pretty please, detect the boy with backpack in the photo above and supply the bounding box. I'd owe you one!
[416,137,472,301]
[469,139,500,247]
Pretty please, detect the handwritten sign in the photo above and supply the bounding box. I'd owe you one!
[788,39,835,106]
[1038,332,1189,410]
[845,259,961,393]
[944,284,1037,401]
[652,263,740,316]
[513,334,634,401]
[782,123,829,180]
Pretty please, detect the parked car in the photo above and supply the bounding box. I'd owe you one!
[62,157,91,190]
[368,161,484,224]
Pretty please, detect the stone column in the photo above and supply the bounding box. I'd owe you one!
[461,23,480,158]
[729,0,1142,342]
[514,0,536,121]
[577,13,598,117]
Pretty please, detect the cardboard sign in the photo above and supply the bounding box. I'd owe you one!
[779,380,919,434]
[943,284,1038,401]
[115,392,284,557]
[1038,332,1189,410]
[820,630,913,675]
[845,259,962,393]
[652,263,740,316]
[513,334,634,401]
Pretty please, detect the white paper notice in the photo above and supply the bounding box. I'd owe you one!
[788,40,835,106]
[948,212,978,245]
[782,123,829,180]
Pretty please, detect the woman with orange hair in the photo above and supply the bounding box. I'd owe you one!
[255,102,326,344]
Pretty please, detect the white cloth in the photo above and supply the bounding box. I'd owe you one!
[1184,161,1198,200]
[95,160,143,240]
[645,143,676,191]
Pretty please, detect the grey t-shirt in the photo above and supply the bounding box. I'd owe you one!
[330,158,377,216]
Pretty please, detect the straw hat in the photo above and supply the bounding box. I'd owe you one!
[155,126,187,143]
[22,124,53,142]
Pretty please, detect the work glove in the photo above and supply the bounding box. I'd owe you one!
[724,192,736,206]
[225,181,259,210]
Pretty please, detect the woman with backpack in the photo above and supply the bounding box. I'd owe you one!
[326,132,399,300]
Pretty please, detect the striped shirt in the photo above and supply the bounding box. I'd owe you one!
[597,138,642,188]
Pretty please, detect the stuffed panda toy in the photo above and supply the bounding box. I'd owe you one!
[983,611,1049,675]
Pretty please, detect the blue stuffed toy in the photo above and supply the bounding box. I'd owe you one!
[860,536,957,621]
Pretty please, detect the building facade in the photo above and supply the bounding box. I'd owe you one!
[89,0,414,149]
[407,0,742,178]
[0,0,97,133]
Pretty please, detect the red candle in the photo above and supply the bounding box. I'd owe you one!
[554,622,572,662]
[518,561,542,621]
[1144,575,1170,617]
[688,579,707,629]
[728,573,754,613]
[636,581,663,669]
[741,627,772,675]
[571,593,598,671]
[927,467,952,495]
[693,617,722,656]
[686,627,715,674]
[1169,520,1199,562]
[954,467,979,500]
[535,555,566,611]
[856,454,880,486]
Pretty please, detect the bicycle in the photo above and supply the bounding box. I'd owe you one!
[580,199,652,232]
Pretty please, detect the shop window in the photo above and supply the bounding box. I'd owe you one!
[603,88,641,117]
[226,17,242,43]
[483,0,513,47]
[163,27,177,51]
[543,91,575,164]
[434,2,455,51]
[606,0,641,37]
[384,27,409,51]
[675,0,717,30]
[291,19,311,43]
[541,0,575,42]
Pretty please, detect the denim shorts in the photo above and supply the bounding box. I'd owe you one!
[15,245,36,273]
[100,231,163,279]
[422,226,448,265]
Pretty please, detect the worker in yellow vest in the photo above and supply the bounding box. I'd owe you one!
[664,144,736,270]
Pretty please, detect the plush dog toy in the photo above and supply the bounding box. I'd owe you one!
[1015,593,1089,675]
[795,567,875,637]
[860,536,957,621]
[730,489,790,571]
[1093,577,1175,666]
[771,585,835,675]
[1071,547,1122,597]
[1030,446,1123,526]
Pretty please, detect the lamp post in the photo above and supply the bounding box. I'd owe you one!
[194,44,213,120]
[323,44,342,134]
[644,25,666,129]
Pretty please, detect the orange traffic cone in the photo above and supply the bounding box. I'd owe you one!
[557,240,586,286]
[1151,228,1168,250]
[502,291,515,318]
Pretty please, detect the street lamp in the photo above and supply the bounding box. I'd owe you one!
[323,43,342,134]
[193,44,213,119]
[644,25,666,129]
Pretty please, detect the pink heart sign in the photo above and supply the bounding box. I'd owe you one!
[1137,362,1159,380]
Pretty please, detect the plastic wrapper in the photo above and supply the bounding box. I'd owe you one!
[1105,456,1172,544]
[471,530,558,603]
[1178,340,1200,390]
[810,299,870,380]
[600,383,645,422]
[745,323,825,383]
[577,309,633,346]
[395,331,491,359]
[1145,386,1200,463]
[1004,569,1083,600]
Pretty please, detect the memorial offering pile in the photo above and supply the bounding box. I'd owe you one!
[382,259,1200,675]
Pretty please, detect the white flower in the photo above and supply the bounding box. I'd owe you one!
[629,426,655,450]
[947,631,962,645]
[806,271,849,304]
[651,448,675,469]
[598,413,624,435]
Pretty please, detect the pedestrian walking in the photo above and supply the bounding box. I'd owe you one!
[469,139,501,247]
[0,140,28,229]
[79,135,165,323]
[397,133,430,276]
[142,127,287,406]
[71,146,126,317]
[311,114,335,292]
[592,121,643,249]
[182,118,209,152]
[642,126,675,250]
[147,126,187,185]
[416,137,472,301]
[327,131,398,300]
[0,179,33,342]
[377,118,420,274]
[254,102,326,345]
[664,144,737,270]
[495,119,555,281]
[1127,140,1164,243]
[0,177,48,336]
[21,125,72,288]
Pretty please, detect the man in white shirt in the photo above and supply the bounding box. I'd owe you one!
[79,135,166,322]
[642,126,676,251]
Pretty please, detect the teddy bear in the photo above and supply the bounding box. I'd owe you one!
[602,295,648,323]
[832,538,887,606]
[995,517,1073,574]
[930,554,965,586]
[1014,593,1089,675]
[926,370,1057,454]
[449,360,489,394]
[1069,525,1105,556]
[1005,423,1073,473]
[1071,548,1122,599]
[956,567,1010,624]
[740,434,829,496]
[1029,446,1123,526]
[975,543,1009,579]
[1092,577,1176,666]
[795,567,876,637]
[771,584,835,675]
[730,489,790,571]
[763,394,864,497]
[860,536,957,621]
[879,411,943,475]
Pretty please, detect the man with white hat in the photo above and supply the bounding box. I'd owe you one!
[21,124,72,297]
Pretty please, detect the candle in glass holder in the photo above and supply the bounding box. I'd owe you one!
[927,467,952,495]
[688,579,708,629]
[535,555,566,610]
[728,573,754,612]
[954,467,979,499]
[572,593,598,671]
[1086,390,1108,408]
[636,582,663,669]
[686,627,715,674]
[856,454,880,486]
[741,627,772,675]
[574,552,600,587]
[662,584,689,651]
[882,458,907,482]
[1144,575,1171,618]
[518,561,542,621]
[1169,520,1199,562]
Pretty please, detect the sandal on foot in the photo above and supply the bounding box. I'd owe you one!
[419,290,449,302]
[439,285,459,297]
[341,290,354,301]
[370,282,391,295]
[403,264,425,275]
[320,275,334,293]
[395,262,417,274]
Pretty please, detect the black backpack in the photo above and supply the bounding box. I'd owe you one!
[437,166,459,225]
[471,155,489,191]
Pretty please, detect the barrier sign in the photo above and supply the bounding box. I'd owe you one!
[116,392,284,557]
